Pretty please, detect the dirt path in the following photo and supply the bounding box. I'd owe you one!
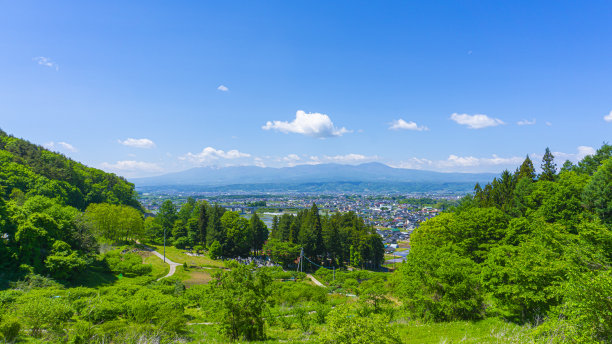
[150,250,182,281]
[306,273,326,287]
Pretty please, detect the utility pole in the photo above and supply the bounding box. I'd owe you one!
[163,227,166,263]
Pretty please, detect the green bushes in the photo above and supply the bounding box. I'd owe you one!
[269,281,327,306]
[320,304,401,344]
[103,250,152,277]
[0,317,20,343]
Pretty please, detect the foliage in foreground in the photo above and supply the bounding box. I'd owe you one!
[394,145,612,343]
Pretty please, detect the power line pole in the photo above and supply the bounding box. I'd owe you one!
[163,227,166,263]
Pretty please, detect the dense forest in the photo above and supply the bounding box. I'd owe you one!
[0,129,610,343]
[395,145,612,342]
[268,205,385,269]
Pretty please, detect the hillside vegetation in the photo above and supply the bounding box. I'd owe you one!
[395,146,612,342]
[0,130,610,343]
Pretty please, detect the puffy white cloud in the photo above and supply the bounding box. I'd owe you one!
[100,160,162,172]
[389,119,429,131]
[577,146,596,160]
[217,85,229,92]
[180,147,251,164]
[450,113,504,129]
[548,146,596,162]
[604,110,612,122]
[517,119,536,126]
[118,138,156,149]
[33,56,59,71]
[546,121,553,126]
[262,110,351,138]
[44,141,77,152]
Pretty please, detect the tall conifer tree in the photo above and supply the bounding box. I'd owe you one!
[540,147,557,181]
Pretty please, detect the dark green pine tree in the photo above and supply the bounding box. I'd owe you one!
[298,203,324,261]
[539,147,557,181]
[517,155,536,181]
[323,215,342,266]
[473,183,483,206]
[206,204,225,249]
[270,216,279,240]
[197,201,208,246]
[249,212,268,255]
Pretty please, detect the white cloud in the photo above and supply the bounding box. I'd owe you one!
[604,111,612,122]
[450,113,504,129]
[546,121,553,126]
[44,141,77,152]
[118,138,156,149]
[262,110,351,138]
[253,157,266,168]
[547,146,596,162]
[180,147,251,164]
[577,146,596,160]
[33,56,59,71]
[322,154,379,164]
[389,119,429,131]
[100,160,162,172]
[517,119,536,126]
[391,154,523,171]
[217,85,229,92]
[283,154,301,162]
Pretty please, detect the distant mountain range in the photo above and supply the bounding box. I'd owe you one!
[131,163,497,194]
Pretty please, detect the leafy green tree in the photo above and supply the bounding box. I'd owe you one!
[263,238,300,268]
[44,240,87,281]
[85,203,143,243]
[582,157,612,225]
[482,222,570,322]
[395,245,484,321]
[211,262,271,341]
[221,211,251,257]
[177,197,195,223]
[156,200,177,236]
[15,221,49,270]
[540,147,557,181]
[208,240,222,259]
[576,143,612,175]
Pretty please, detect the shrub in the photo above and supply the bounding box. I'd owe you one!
[104,251,152,277]
[320,305,401,344]
[293,306,311,332]
[0,318,20,343]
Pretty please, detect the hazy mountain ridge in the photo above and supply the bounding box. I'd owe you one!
[131,162,497,190]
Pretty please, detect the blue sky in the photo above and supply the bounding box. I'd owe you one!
[1,1,611,178]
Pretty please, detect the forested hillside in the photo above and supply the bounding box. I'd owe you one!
[0,129,140,210]
[395,145,612,342]
[0,129,141,284]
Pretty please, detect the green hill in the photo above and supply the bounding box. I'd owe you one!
[0,129,140,210]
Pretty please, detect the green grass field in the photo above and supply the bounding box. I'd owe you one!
[149,245,226,268]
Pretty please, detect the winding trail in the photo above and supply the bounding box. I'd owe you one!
[150,250,182,280]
